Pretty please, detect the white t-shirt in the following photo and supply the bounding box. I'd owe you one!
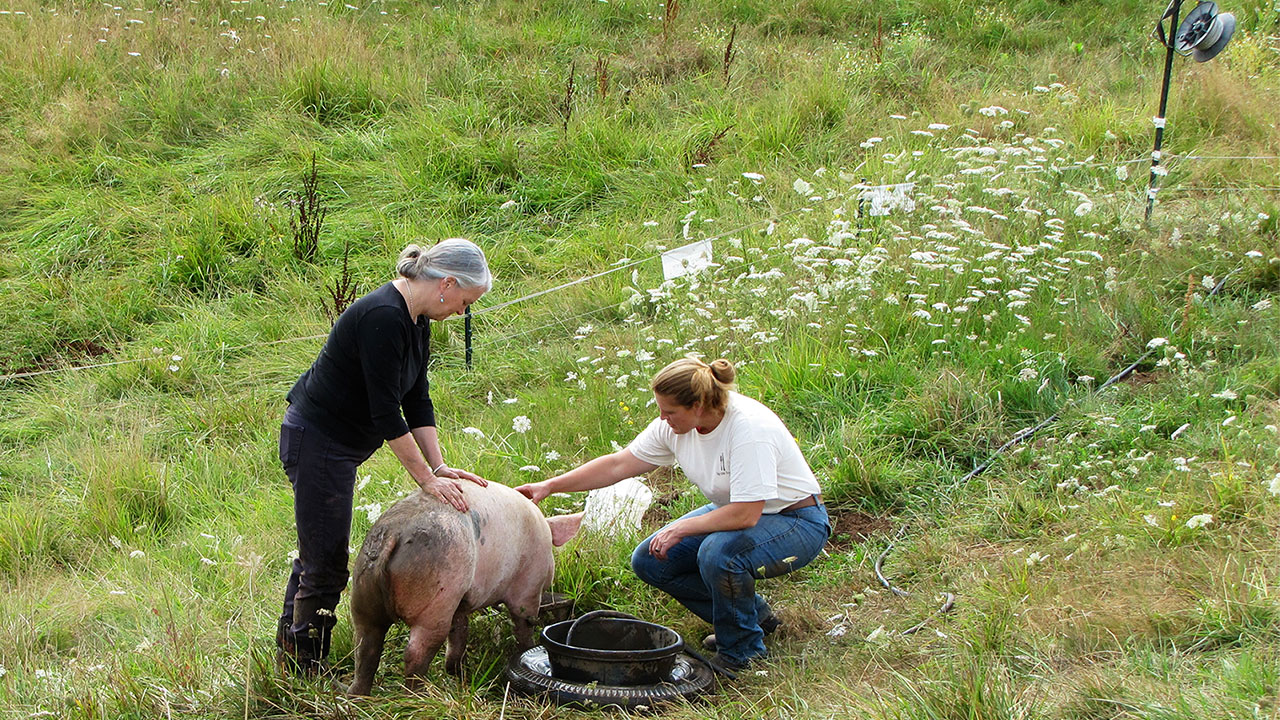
[627,392,821,514]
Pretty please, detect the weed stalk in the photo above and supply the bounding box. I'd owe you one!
[289,154,326,264]
[558,61,576,132]
[323,237,357,325]
[723,24,737,86]
[662,0,680,46]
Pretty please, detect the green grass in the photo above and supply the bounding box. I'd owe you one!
[0,0,1278,717]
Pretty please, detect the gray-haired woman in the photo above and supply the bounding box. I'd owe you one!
[276,238,492,672]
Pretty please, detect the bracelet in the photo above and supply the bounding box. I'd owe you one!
[431,462,448,474]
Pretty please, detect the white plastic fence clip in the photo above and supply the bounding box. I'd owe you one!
[661,239,713,280]
[860,182,916,217]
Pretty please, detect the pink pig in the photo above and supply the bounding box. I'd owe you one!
[346,482,582,695]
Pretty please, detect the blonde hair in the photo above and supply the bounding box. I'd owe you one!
[396,238,493,292]
[650,357,736,412]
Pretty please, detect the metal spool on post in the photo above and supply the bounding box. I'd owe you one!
[1146,0,1238,222]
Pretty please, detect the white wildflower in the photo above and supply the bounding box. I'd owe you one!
[1252,299,1272,311]
[742,172,765,183]
[1146,337,1168,349]
[1211,389,1237,400]
[130,550,145,559]
[1116,165,1130,181]
[1143,514,1159,527]
[518,465,541,472]
[462,426,486,439]
[512,416,532,433]
[1184,513,1213,529]
[1267,473,1280,497]
[793,178,814,195]
[545,450,561,462]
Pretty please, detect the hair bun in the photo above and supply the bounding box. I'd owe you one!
[709,358,736,385]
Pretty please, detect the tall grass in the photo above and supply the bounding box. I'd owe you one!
[0,0,1277,718]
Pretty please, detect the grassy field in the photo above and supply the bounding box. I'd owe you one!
[1,0,1278,717]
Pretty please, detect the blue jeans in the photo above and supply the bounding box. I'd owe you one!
[630,502,830,665]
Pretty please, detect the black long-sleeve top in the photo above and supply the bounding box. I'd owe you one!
[286,282,434,450]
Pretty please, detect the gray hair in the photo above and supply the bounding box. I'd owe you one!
[396,238,493,292]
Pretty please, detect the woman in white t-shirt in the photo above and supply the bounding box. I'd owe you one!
[515,357,829,671]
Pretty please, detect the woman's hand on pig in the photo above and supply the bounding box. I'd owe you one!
[514,481,551,504]
[421,475,469,511]
[436,464,488,487]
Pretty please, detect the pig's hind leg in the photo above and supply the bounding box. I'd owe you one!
[402,613,453,690]
[443,608,470,675]
[347,616,391,696]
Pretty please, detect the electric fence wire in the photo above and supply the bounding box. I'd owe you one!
[469,202,817,319]
[2,150,1270,384]
[0,205,816,384]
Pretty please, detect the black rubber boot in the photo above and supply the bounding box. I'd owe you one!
[278,600,335,677]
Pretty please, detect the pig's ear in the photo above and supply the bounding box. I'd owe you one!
[546,512,584,547]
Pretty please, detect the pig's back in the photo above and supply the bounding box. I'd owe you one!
[459,483,555,606]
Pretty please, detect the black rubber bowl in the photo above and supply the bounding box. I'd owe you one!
[541,616,684,686]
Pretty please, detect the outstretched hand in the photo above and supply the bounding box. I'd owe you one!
[514,481,551,504]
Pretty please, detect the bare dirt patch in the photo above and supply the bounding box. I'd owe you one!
[826,509,893,551]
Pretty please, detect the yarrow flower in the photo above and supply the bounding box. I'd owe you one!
[1184,513,1213,529]
[512,416,532,433]
[462,427,486,439]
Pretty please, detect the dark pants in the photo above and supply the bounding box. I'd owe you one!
[276,405,376,662]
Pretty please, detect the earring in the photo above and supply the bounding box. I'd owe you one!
[439,296,445,303]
